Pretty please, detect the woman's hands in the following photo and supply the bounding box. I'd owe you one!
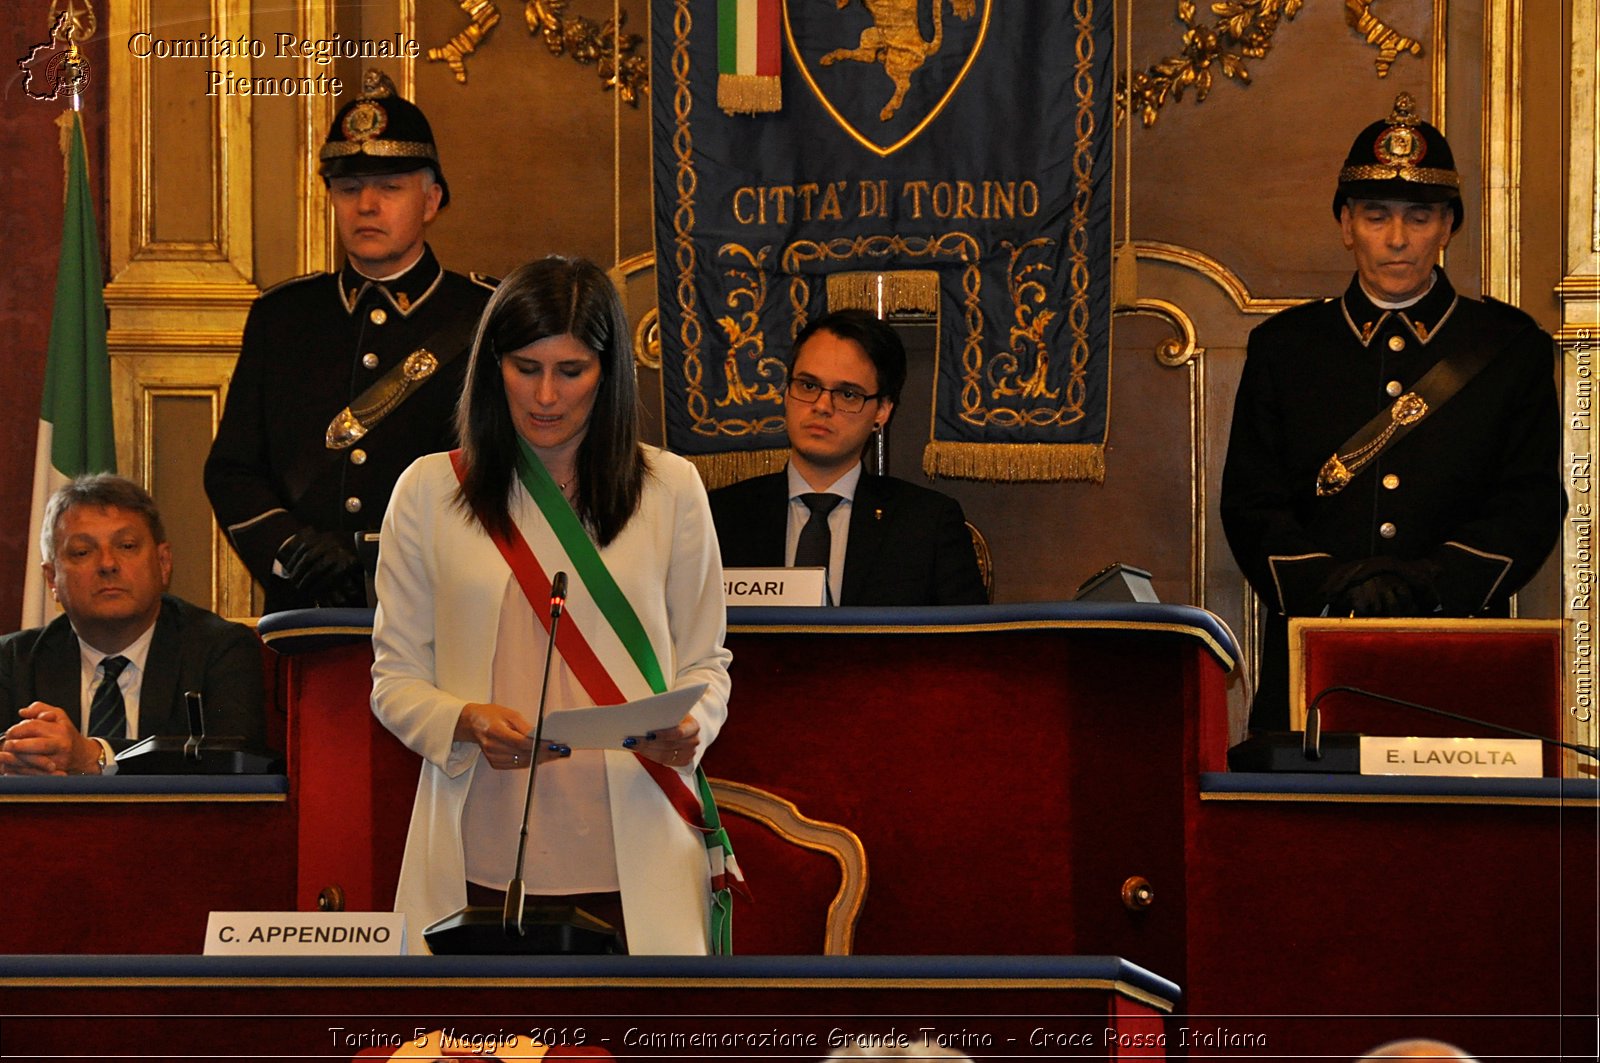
[455,702,570,769]
[456,705,701,770]
[626,713,701,769]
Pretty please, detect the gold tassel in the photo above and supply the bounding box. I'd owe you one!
[826,271,941,315]
[717,73,781,115]
[686,447,789,490]
[1111,243,1138,311]
[57,111,78,207]
[921,442,1106,483]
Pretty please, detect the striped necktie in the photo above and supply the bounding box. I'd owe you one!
[87,655,131,740]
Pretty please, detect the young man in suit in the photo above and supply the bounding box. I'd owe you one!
[708,309,987,606]
[0,475,265,775]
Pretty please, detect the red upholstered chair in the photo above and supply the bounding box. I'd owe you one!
[710,779,867,955]
[1287,617,1568,773]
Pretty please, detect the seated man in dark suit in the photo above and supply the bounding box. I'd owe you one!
[709,309,987,606]
[0,475,265,775]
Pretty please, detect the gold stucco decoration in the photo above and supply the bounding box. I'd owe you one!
[1120,0,1424,128]
[1344,0,1423,78]
[525,0,649,104]
[427,0,649,104]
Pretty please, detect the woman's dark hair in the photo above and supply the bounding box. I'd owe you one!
[454,256,645,545]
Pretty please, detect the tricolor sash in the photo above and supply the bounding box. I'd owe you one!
[449,443,741,953]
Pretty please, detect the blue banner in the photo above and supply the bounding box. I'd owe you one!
[653,0,1114,483]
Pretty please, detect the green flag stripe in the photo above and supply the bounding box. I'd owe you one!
[717,0,738,75]
[42,112,115,475]
[514,438,668,695]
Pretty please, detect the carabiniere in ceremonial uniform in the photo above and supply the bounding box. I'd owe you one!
[1220,93,1566,731]
[205,70,495,614]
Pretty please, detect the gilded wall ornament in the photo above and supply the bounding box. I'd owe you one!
[1119,0,1424,128]
[427,0,648,103]
[526,0,649,105]
[427,0,502,84]
[1119,0,1305,129]
[1344,0,1422,78]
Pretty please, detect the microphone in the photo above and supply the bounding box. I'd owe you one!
[1303,684,1600,762]
[504,571,568,938]
[183,690,206,763]
[423,569,615,953]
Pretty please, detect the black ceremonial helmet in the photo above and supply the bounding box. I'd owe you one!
[1332,92,1462,232]
[319,68,450,207]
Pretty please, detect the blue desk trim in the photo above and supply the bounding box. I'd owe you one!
[0,776,288,801]
[1202,772,1600,806]
[0,954,1180,1010]
[260,603,1240,671]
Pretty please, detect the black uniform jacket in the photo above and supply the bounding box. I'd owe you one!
[0,595,266,751]
[204,246,493,613]
[1221,270,1565,729]
[708,468,988,606]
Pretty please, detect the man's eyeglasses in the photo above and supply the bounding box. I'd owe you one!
[785,377,884,415]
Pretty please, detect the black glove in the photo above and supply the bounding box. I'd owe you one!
[1320,557,1441,617]
[276,528,364,606]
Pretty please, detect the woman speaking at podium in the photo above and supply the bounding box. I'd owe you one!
[370,257,732,954]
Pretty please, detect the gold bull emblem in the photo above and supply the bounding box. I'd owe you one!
[819,0,978,122]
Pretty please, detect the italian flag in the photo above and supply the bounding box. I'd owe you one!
[21,110,116,629]
[717,0,782,114]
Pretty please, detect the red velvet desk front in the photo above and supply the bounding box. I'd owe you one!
[0,954,1179,1061]
[1184,616,1598,1058]
[265,602,1237,986]
[0,776,294,955]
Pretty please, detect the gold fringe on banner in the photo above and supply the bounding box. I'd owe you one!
[921,442,1107,484]
[717,73,781,115]
[687,447,789,490]
[826,271,941,315]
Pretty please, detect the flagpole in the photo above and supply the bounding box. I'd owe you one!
[21,24,117,630]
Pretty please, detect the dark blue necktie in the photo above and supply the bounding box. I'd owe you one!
[795,493,842,604]
[87,655,130,740]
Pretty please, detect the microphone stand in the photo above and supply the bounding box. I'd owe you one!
[505,572,566,937]
[423,571,621,955]
[1303,684,1600,762]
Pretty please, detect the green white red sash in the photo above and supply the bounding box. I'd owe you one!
[450,443,741,953]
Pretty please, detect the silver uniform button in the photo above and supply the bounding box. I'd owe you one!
[369,308,387,326]
[350,449,368,465]
[362,352,379,369]
[1379,521,1397,539]
[344,497,362,514]
[1385,380,1403,397]
[1387,335,1405,352]
[1382,473,1399,490]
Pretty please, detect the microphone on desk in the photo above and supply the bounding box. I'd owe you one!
[1303,684,1599,762]
[114,691,279,775]
[504,571,566,938]
[423,571,620,955]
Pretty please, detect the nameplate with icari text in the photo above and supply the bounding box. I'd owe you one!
[204,912,406,955]
[1359,736,1542,778]
[724,567,826,606]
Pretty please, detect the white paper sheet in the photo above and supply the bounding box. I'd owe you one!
[539,682,709,749]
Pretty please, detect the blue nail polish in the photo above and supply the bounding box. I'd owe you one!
[645,732,658,741]
[622,736,638,749]
[556,744,572,757]
[546,742,562,753]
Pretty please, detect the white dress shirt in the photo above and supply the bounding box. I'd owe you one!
[784,461,862,606]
